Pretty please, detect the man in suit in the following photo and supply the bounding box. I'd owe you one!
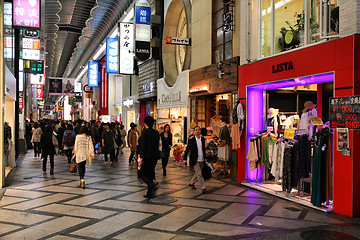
[183,126,208,194]
[139,116,160,198]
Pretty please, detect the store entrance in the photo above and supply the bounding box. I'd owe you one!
[244,72,334,212]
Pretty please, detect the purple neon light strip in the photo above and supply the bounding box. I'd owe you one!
[245,72,334,181]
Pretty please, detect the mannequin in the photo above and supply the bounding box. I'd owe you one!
[300,101,317,141]
[266,108,279,136]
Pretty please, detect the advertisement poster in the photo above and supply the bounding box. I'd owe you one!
[48,78,75,96]
[337,128,349,151]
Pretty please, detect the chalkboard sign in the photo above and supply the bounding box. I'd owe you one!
[329,96,360,129]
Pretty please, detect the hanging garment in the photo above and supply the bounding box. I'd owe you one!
[270,140,285,181]
[210,118,222,137]
[247,139,259,170]
[231,123,241,149]
[282,143,293,193]
[326,133,333,201]
[261,134,277,169]
[300,108,317,141]
[237,102,245,132]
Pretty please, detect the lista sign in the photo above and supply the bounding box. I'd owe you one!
[166,37,191,46]
[106,37,118,73]
[272,61,294,73]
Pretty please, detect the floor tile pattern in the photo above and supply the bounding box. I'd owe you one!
[0,149,359,239]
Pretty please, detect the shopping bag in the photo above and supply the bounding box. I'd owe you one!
[202,163,212,180]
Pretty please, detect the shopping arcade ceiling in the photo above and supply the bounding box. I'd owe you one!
[44,0,133,101]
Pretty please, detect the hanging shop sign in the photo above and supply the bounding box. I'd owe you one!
[165,37,191,46]
[74,81,82,92]
[106,37,118,73]
[142,82,154,94]
[24,60,43,74]
[83,84,93,93]
[223,0,234,32]
[119,22,134,74]
[36,84,43,100]
[123,98,134,108]
[30,73,44,85]
[135,0,151,61]
[22,38,40,49]
[88,61,99,87]
[48,78,76,96]
[19,92,24,114]
[4,2,12,27]
[23,49,40,60]
[74,92,82,102]
[13,0,40,28]
[157,70,189,109]
[330,96,360,129]
[24,29,39,38]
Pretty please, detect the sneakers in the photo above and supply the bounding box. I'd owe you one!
[80,179,85,189]
[188,183,196,190]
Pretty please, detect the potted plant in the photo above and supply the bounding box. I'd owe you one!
[173,144,184,162]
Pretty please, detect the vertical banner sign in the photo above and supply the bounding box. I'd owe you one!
[106,37,118,73]
[135,0,151,61]
[119,23,134,74]
[19,92,24,114]
[13,0,40,28]
[88,61,99,87]
[36,84,43,100]
[100,64,108,115]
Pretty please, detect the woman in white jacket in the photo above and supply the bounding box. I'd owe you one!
[73,126,94,189]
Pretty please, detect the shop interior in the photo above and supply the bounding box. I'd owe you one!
[243,72,334,212]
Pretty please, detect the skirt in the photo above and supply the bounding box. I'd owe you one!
[217,144,230,161]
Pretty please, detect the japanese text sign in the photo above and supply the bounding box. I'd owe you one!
[330,96,360,129]
[136,5,151,25]
[88,61,99,87]
[13,0,40,28]
[36,84,43,100]
[19,92,24,114]
[22,38,40,49]
[106,37,118,73]
[119,23,134,74]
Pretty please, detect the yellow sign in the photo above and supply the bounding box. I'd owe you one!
[284,128,295,139]
[284,31,294,44]
[85,92,92,98]
[309,117,324,126]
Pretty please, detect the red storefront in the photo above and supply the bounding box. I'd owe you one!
[238,35,360,217]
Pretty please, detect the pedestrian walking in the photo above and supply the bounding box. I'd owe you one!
[90,120,99,152]
[25,120,33,149]
[40,125,56,175]
[119,124,126,154]
[183,126,208,194]
[73,126,94,189]
[159,124,172,176]
[114,123,122,161]
[31,122,42,158]
[102,123,115,166]
[57,122,66,155]
[63,124,76,163]
[128,123,138,164]
[139,116,160,199]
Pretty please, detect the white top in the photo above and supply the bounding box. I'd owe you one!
[74,134,94,167]
[195,136,204,162]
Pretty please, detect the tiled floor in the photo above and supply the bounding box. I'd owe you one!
[1,150,360,239]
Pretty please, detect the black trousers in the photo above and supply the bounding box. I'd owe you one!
[33,142,40,156]
[103,149,115,162]
[139,160,157,196]
[65,149,73,162]
[78,161,86,179]
[43,154,54,170]
[129,151,136,162]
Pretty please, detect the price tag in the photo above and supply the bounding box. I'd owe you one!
[309,117,324,126]
[284,129,295,139]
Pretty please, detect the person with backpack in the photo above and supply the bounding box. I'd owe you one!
[63,124,76,163]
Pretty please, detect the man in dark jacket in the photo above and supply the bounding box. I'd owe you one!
[139,116,160,198]
[183,126,208,193]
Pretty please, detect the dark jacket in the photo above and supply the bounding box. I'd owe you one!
[183,136,206,166]
[102,129,115,152]
[140,128,160,163]
[160,132,172,153]
[40,133,56,155]
[57,127,65,143]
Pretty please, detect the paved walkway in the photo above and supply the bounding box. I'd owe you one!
[0,149,360,240]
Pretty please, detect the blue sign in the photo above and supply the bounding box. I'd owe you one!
[106,37,118,73]
[136,6,151,25]
[88,61,99,87]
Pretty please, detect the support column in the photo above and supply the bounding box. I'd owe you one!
[0,0,5,187]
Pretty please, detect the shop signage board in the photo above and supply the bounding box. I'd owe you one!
[30,73,44,85]
[123,98,134,108]
[74,92,82,102]
[157,70,189,109]
[23,49,40,60]
[119,22,134,74]
[74,81,82,92]
[106,37,118,73]
[330,96,360,129]
[88,61,99,87]
[13,0,40,28]
[36,84,43,100]
[22,38,40,49]
[24,29,39,38]
[135,0,151,61]
[83,84,93,93]
[19,92,24,114]
[24,60,43,74]
[165,37,191,45]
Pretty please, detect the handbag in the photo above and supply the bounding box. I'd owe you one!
[52,135,59,147]
[202,162,212,180]
[68,162,77,173]
[218,140,226,147]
